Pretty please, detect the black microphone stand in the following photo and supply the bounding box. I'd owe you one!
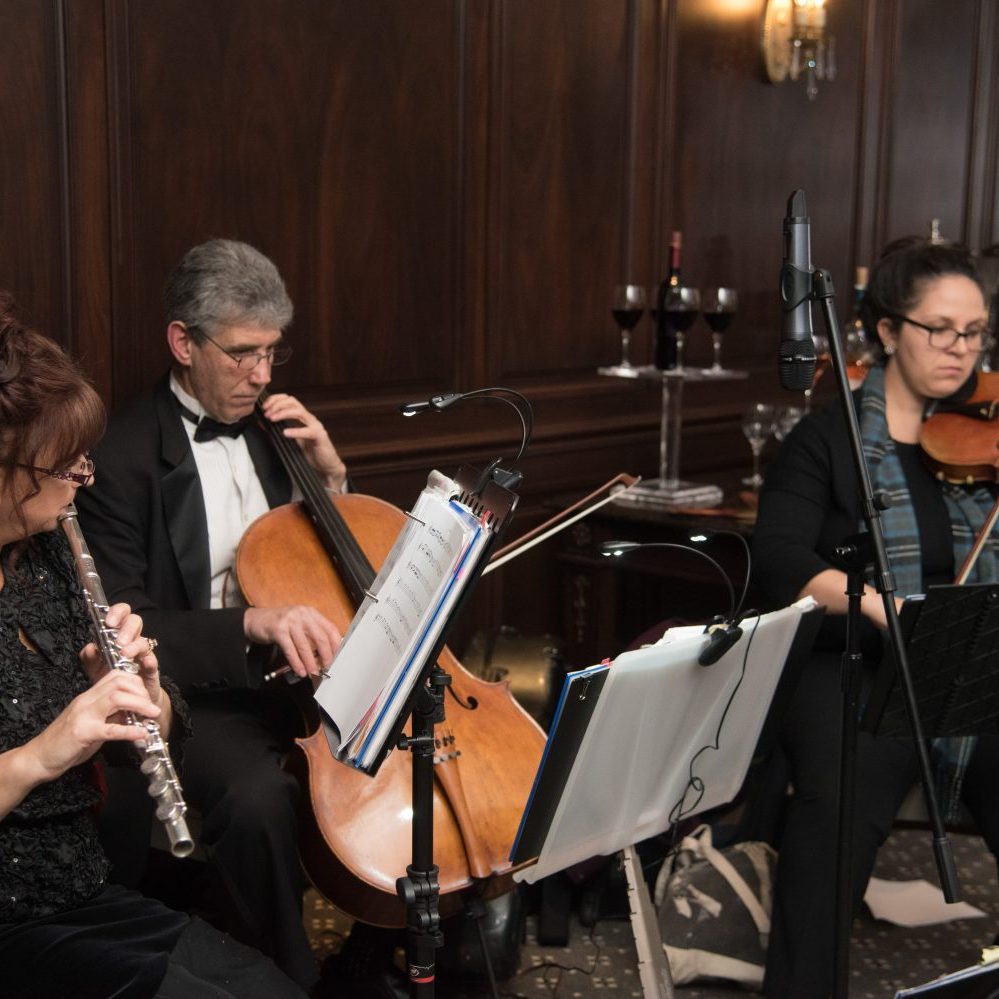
[809,268,959,999]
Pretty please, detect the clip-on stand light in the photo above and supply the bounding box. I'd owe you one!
[781,191,959,999]
[391,388,531,996]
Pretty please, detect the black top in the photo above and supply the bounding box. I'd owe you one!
[893,441,952,587]
[0,530,191,922]
[752,394,954,656]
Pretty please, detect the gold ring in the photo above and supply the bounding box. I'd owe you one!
[145,637,159,655]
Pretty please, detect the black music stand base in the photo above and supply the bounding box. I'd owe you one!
[832,533,872,997]
[397,668,448,997]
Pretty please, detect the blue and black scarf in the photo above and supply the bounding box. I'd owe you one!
[859,363,999,821]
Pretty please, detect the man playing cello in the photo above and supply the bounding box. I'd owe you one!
[76,239,358,994]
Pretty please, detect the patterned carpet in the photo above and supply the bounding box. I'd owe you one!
[306,828,999,998]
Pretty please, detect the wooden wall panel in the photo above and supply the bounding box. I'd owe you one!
[670,0,868,379]
[63,1,112,398]
[109,0,462,407]
[489,0,638,378]
[883,0,979,242]
[0,1,66,342]
[3,0,999,650]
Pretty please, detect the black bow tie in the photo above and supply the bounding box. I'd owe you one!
[178,401,253,443]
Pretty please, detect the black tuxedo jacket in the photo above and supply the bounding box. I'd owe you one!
[75,374,293,694]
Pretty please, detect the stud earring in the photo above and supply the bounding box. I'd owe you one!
[883,343,895,356]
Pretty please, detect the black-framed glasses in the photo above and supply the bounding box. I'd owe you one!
[20,455,95,486]
[191,327,293,369]
[888,313,991,352]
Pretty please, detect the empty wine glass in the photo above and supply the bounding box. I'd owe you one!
[702,287,738,374]
[741,403,776,490]
[773,404,805,443]
[610,284,646,374]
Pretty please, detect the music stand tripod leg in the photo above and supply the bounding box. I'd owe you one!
[622,844,675,998]
[831,534,870,999]
[397,669,448,997]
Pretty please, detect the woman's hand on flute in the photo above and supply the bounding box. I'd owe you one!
[79,602,172,735]
[0,670,160,818]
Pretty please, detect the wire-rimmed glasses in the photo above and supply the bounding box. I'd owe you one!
[191,327,294,369]
[20,455,95,486]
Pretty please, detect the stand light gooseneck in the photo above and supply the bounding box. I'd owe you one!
[601,531,751,667]
[395,387,532,999]
[600,535,759,841]
[779,190,958,999]
[400,387,532,492]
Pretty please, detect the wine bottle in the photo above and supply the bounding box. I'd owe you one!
[654,230,683,370]
[845,265,870,387]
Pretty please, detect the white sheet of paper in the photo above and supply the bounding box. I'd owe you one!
[313,472,483,766]
[865,876,986,927]
[517,598,815,884]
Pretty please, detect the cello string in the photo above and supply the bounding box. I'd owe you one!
[255,399,375,595]
[270,422,372,586]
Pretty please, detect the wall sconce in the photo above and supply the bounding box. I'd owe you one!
[762,0,836,100]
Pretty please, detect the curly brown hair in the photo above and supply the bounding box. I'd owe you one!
[0,291,105,531]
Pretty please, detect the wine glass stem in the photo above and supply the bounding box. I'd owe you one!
[675,332,685,371]
[712,333,723,370]
[621,330,631,368]
[751,441,763,488]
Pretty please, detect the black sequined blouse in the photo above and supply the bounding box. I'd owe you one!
[0,530,191,922]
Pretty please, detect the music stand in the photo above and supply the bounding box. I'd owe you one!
[512,599,822,996]
[894,959,999,998]
[863,583,999,739]
[315,465,519,997]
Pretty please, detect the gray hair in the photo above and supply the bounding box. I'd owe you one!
[164,239,293,340]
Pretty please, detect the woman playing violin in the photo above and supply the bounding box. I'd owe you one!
[0,293,305,997]
[753,239,999,999]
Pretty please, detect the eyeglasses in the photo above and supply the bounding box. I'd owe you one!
[888,313,991,352]
[20,455,95,486]
[192,327,293,369]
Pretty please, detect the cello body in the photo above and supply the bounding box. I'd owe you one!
[235,495,547,927]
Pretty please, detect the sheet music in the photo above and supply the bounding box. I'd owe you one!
[516,599,816,883]
[509,661,610,863]
[314,470,488,771]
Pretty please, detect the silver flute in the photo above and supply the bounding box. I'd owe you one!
[58,505,194,858]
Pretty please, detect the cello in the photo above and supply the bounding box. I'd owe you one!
[234,401,547,927]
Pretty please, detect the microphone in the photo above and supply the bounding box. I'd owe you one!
[399,392,463,416]
[779,189,817,391]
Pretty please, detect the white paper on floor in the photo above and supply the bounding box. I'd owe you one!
[865,876,986,927]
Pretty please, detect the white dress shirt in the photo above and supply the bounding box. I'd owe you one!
[170,375,270,609]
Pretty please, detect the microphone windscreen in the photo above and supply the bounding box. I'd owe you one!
[778,339,816,392]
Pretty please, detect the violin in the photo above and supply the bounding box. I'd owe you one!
[920,370,999,486]
[234,400,546,927]
[920,370,999,584]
